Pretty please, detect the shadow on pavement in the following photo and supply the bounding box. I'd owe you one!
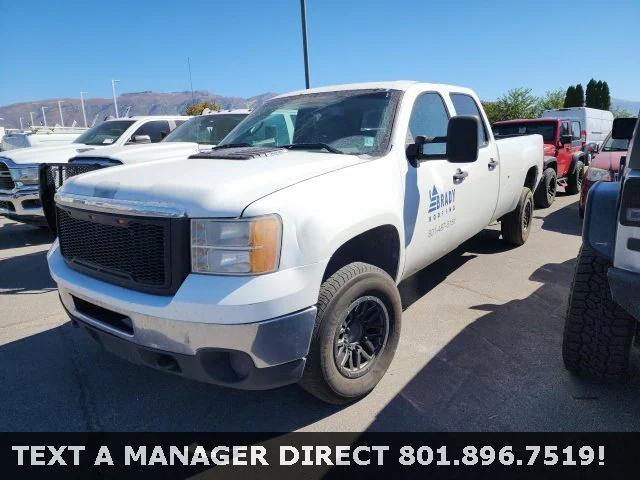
[0,250,56,294]
[366,258,640,432]
[536,196,582,237]
[0,221,54,250]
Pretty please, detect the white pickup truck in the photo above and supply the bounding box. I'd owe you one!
[39,110,250,231]
[48,81,543,404]
[0,115,188,224]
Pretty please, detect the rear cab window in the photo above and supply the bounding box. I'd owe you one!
[449,93,489,146]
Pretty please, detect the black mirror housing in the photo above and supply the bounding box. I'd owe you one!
[446,116,479,163]
[612,117,638,140]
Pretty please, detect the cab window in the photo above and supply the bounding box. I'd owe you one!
[571,121,581,141]
[407,93,449,156]
[132,120,171,143]
[450,93,488,146]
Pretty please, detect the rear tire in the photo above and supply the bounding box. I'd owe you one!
[299,262,402,404]
[534,167,557,208]
[562,245,636,380]
[566,160,585,195]
[501,187,534,246]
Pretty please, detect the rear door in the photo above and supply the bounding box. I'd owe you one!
[449,93,500,238]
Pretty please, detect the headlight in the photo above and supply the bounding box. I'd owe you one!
[10,166,39,184]
[585,167,611,182]
[191,215,282,275]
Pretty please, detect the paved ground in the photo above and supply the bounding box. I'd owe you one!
[2,194,640,432]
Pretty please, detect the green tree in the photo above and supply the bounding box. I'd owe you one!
[535,88,565,116]
[481,101,501,124]
[575,84,585,107]
[612,107,631,118]
[495,88,539,121]
[601,81,611,110]
[585,79,597,107]
[595,81,605,109]
[184,101,221,116]
[564,86,576,108]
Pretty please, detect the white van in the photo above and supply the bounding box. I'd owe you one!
[542,107,614,148]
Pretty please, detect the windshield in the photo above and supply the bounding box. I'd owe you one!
[601,133,630,152]
[220,89,401,155]
[493,122,556,142]
[74,120,135,146]
[163,114,247,145]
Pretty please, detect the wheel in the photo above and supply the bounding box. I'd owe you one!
[500,187,534,246]
[534,167,557,208]
[299,262,402,404]
[562,245,636,380]
[566,160,585,195]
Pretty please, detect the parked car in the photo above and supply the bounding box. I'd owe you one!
[39,110,250,231]
[0,116,188,225]
[493,118,587,207]
[578,117,638,217]
[47,81,543,404]
[1,126,86,151]
[542,107,614,157]
[563,112,640,380]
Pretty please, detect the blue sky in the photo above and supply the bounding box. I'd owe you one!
[0,0,638,106]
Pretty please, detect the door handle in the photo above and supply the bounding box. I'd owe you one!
[453,169,468,184]
[488,158,498,171]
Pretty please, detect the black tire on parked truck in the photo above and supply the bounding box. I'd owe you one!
[566,160,585,195]
[562,245,636,380]
[299,262,402,404]
[500,187,534,247]
[534,167,557,208]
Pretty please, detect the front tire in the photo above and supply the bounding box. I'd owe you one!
[534,167,557,208]
[501,187,534,246]
[566,160,585,195]
[562,245,636,380]
[299,262,402,404]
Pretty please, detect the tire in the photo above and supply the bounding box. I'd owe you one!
[566,160,585,195]
[299,262,402,404]
[562,245,636,380]
[534,167,557,208]
[500,187,534,246]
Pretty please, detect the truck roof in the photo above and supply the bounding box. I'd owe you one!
[207,109,251,115]
[276,81,474,98]
[118,115,191,121]
[494,118,559,125]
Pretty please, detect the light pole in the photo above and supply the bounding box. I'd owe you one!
[300,0,310,89]
[41,106,48,127]
[19,117,24,129]
[80,91,88,127]
[29,112,35,127]
[111,79,120,118]
[57,100,65,127]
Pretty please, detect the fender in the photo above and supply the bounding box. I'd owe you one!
[569,152,586,174]
[543,156,557,170]
[582,181,621,260]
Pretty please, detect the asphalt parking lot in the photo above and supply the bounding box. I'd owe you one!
[2,194,640,432]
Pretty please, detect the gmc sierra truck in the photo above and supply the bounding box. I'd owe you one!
[48,81,543,404]
[0,115,188,225]
[39,110,250,231]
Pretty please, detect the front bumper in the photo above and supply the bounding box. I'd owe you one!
[608,267,640,321]
[0,186,44,221]
[49,242,324,390]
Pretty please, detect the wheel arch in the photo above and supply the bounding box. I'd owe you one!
[583,181,621,261]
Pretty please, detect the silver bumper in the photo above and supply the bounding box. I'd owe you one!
[0,187,44,218]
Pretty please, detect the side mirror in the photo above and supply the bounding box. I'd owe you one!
[560,134,573,145]
[612,117,638,140]
[446,116,479,163]
[131,134,151,144]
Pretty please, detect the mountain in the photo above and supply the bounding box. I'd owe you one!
[612,98,640,116]
[0,90,278,129]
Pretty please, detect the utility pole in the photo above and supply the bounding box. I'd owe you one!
[80,91,88,127]
[29,112,36,126]
[111,79,120,118]
[41,106,48,127]
[187,57,195,104]
[300,0,310,89]
[58,100,65,127]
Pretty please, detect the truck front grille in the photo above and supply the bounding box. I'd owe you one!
[56,206,190,295]
[0,162,15,191]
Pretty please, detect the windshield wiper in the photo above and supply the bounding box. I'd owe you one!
[281,143,343,154]
[212,143,251,150]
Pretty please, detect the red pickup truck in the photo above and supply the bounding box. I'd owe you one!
[493,118,587,207]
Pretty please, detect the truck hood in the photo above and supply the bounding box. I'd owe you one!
[59,150,365,217]
[0,143,100,165]
[72,142,208,165]
[590,151,626,173]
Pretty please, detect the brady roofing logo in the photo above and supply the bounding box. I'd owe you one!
[428,185,455,221]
